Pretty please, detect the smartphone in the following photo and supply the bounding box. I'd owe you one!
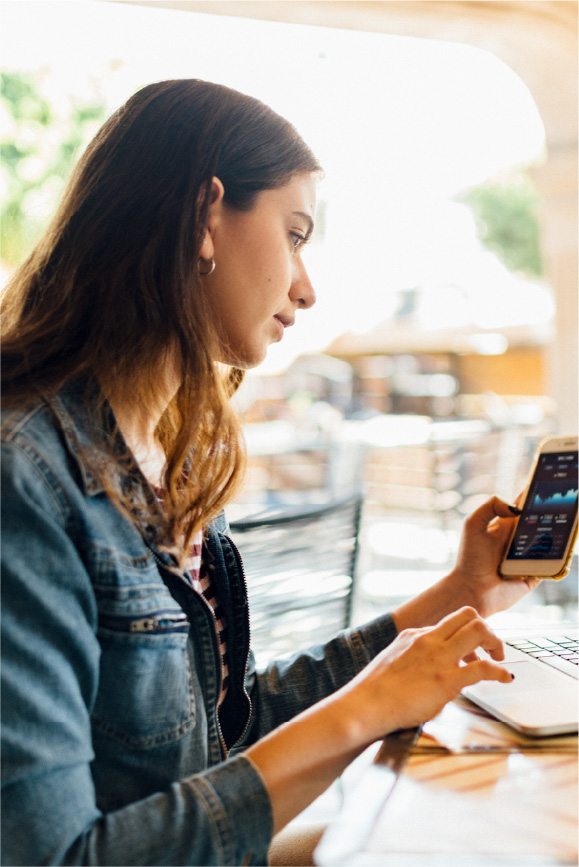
[500,435,578,580]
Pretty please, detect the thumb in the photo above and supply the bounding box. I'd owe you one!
[467,495,520,531]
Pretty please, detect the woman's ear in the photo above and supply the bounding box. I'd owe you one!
[209,176,225,207]
[203,177,225,258]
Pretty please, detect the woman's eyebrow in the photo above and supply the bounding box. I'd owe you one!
[292,211,314,237]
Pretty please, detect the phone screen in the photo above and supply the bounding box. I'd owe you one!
[504,450,578,561]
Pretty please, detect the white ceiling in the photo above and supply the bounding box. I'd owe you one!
[113,0,577,149]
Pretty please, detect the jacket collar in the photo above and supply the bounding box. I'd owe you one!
[46,377,223,570]
[47,376,126,498]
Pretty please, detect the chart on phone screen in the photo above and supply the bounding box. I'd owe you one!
[506,451,578,561]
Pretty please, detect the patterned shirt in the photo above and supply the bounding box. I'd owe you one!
[187,531,229,706]
[153,487,228,706]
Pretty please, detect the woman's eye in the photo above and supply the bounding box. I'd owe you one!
[290,233,308,251]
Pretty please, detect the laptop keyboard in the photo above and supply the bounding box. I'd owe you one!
[506,635,579,679]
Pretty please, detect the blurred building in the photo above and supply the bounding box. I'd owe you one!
[326,281,555,419]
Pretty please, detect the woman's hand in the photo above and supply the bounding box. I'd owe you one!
[341,606,513,737]
[444,496,541,618]
[392,496,541,632]
[247,607,512,834]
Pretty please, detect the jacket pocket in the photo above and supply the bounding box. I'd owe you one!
[89,548,196,749]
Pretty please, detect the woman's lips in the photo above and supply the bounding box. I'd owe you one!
[274,314,295,329]
[273,315,295,340]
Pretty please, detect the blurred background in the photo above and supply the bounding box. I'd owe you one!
[2,0,577,633]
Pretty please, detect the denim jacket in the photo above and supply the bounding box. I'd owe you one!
[1,379,398,866]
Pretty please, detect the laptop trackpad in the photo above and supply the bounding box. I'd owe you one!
[464,660,578,732]
[467,661,570,701]
[504,660,569,691]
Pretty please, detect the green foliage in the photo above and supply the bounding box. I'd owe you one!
[1,70,107,267]
[1,73,52,124]
[460,177,544,278]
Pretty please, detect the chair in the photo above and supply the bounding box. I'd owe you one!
[228,493,363,667]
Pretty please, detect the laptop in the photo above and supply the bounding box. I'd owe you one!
[462,626,578,737]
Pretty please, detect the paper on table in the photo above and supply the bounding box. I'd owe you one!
[420,694,578,752]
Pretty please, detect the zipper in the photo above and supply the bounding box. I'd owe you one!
[99,610,190,635]
[146,540,229,759]
[223,534,254,752]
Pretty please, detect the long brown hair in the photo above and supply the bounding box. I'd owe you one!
[1,79,322,552]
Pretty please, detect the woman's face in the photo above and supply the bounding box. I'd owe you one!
[202,173,317,369]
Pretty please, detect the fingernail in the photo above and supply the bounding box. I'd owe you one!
[511,672,516,680]
[508,505,522,515]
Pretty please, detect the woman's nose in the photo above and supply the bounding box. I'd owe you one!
[290,259,316,309]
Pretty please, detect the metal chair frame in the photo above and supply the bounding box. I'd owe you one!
[229,492,364,664]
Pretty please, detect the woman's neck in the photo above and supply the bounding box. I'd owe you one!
[103,352,181,488]
[109,400,167,488]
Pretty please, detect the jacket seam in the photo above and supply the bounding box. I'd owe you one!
[344,627,374,673]
[2,439,72,525]
[186,776,232,865]
[1,401,45,440]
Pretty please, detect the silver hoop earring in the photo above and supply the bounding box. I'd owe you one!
[198,257,216,276]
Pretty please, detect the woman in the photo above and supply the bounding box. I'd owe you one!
[1,79,539,866]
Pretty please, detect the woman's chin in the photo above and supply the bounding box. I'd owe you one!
[218,347,266,371]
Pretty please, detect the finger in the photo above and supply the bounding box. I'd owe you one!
[485,643,506,661]
[465,495,519,531]
[461,648,505,665]
[460,658,513,687]
[448,618,505,662]
[431,606,480,641]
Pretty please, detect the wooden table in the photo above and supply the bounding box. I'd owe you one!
[315,695,578,866]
